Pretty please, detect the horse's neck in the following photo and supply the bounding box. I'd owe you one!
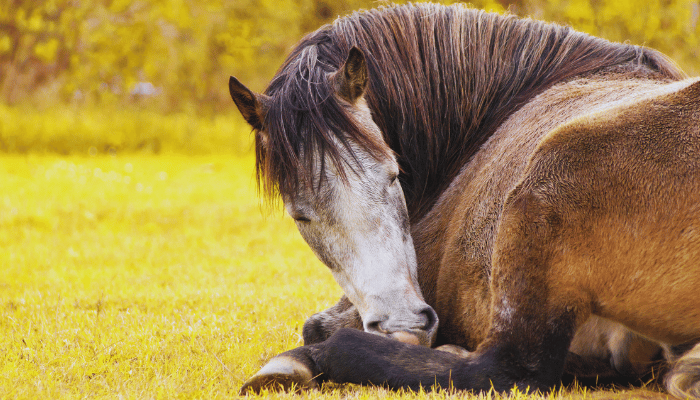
[354,7,680,222]
[409,75,674,310]
[410,177,467,307]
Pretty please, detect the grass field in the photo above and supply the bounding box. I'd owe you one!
[0,153,336,398]
[0,153,671,399]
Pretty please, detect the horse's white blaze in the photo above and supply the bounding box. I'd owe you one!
[284,101,437,345]
[326,166,422,322]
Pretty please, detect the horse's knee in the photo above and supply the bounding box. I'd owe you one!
[477,294,586,390]
[303,297,362,345]
[302,313,333,345]
[609,329,663,378]
[570,317,663,380]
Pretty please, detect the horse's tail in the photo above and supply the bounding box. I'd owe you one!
[665,342,700,399]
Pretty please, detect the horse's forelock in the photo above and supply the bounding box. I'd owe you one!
[255,37,390,202]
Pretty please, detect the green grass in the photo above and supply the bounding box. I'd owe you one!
[0,153,671,398]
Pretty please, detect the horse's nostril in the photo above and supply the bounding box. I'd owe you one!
[363,307,438,339]
[419,306,439,332]
[363,317,386,334]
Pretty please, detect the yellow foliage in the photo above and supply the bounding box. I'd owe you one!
[0,0,698,154]
[3,0,699,113]
[32,38,58,62]
[0,34,10,54]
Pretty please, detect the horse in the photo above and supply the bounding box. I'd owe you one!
[229,3,700,397]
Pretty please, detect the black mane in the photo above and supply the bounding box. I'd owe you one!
[258,3,685,220]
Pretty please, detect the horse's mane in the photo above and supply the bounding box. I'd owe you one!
[258,3,685,220]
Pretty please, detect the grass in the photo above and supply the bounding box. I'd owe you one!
[0,104,254,155]
[0,153,340,398]
[0,127,673,398]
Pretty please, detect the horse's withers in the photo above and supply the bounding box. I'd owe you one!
[229,48,439,347]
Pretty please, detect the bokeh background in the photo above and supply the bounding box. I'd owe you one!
[2,0,700,154]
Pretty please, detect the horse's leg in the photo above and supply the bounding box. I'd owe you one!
[302,295,363,345]
[242,190,593,394]
[566,316,663,383]
[241,325,576,394]
[455,188,593,392]
[434,341,650,385]
[435,344,473,357]
[241,328,496,394]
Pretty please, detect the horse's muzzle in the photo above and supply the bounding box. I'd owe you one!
[364,305,439,347]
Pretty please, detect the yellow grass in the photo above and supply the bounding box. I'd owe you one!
[0,153,336,398]
[0,104,253,155]
[0,151,671,398]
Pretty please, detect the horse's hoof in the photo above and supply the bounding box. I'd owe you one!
[435,344,473,358]
[240,356,319,395]
[390,331,421,345]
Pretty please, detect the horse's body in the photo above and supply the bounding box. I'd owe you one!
[301,66,682,385]
[230,4,700,397]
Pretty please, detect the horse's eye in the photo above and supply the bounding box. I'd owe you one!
[294,215,311,223]
[389,173,399,185]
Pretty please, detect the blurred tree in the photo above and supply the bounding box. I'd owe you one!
[1,0,698,112]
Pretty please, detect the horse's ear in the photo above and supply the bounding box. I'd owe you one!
[335,46,368,104]
[229,76,271,131]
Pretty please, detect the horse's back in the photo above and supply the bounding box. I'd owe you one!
[519,78,700,345]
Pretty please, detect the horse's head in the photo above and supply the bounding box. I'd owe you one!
[229,47,438,346]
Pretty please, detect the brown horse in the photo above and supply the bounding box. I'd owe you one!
[229,4,700,397]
